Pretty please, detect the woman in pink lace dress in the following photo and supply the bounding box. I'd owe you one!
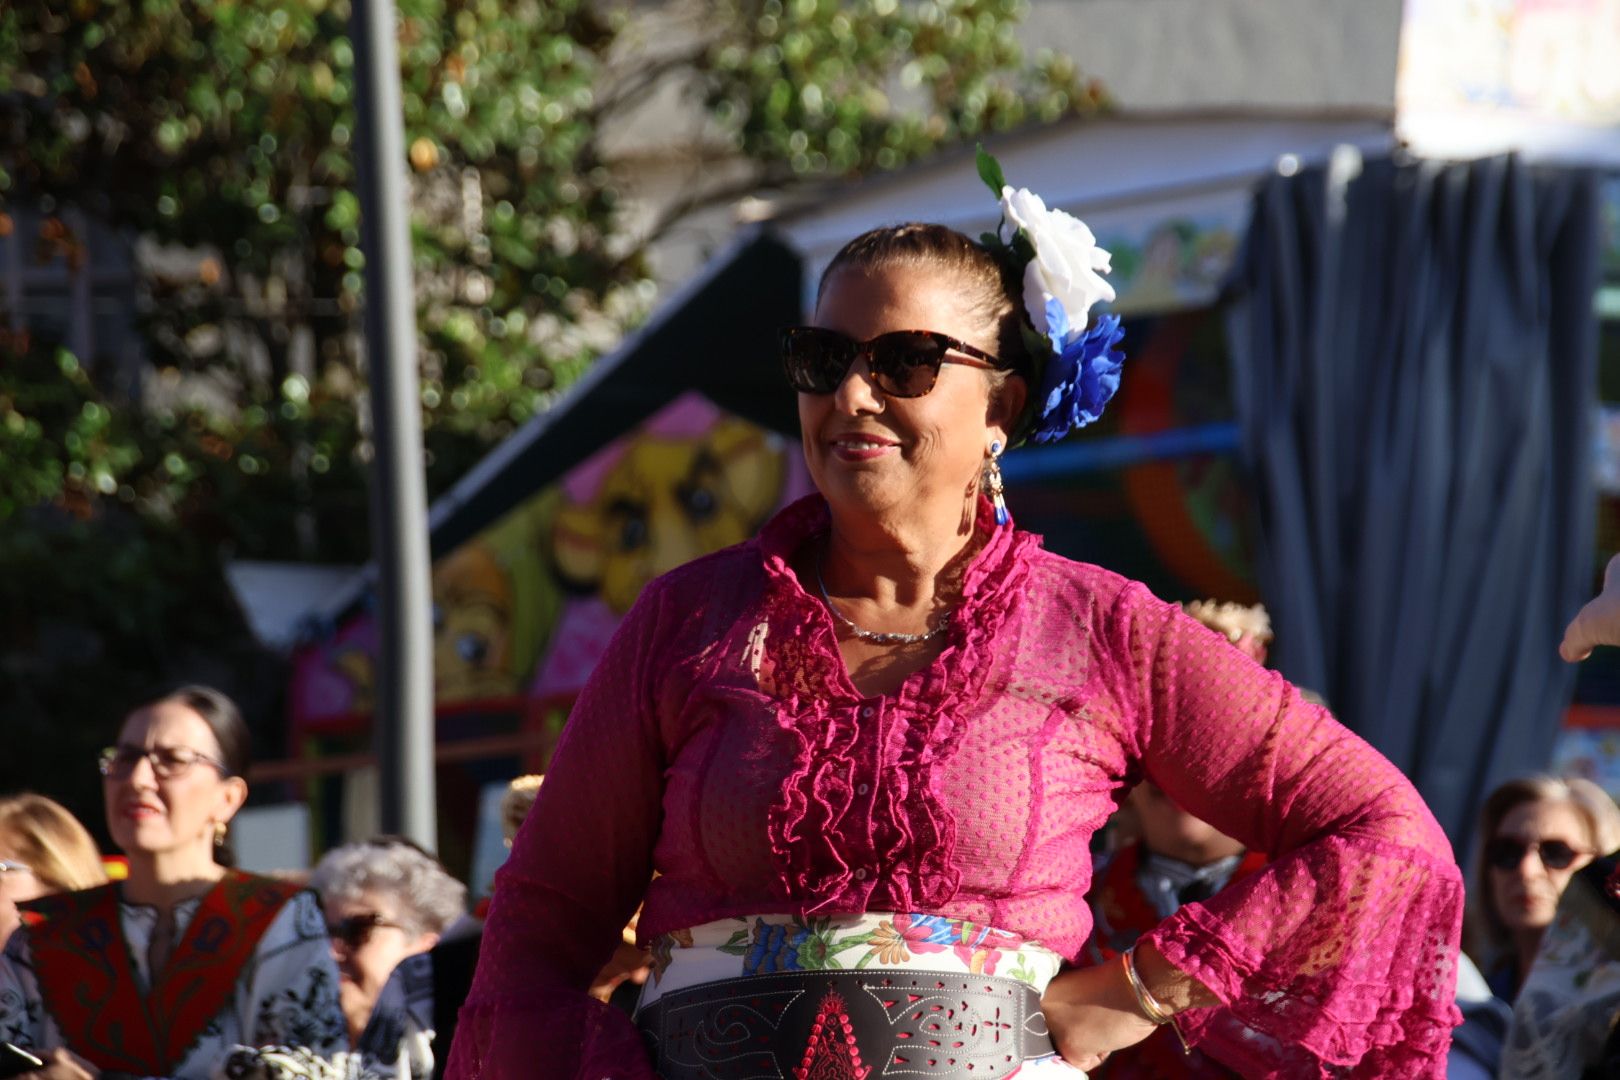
[448,178,1464,1078]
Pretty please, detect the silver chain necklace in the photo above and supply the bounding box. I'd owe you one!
[816,553,950,645]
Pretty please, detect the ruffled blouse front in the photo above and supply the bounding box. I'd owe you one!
[450,495,1464,1079]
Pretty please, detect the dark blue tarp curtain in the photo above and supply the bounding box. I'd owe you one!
[1224,152,1602,854]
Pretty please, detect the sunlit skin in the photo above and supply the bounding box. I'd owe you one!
[1489,799,1595,984]
[587,936,653,1005]
[324,890,439,1046]
[1561,551,1620,661]
[0,832,47,946]
[1131,782,1246,868]
[801,266,1018,546]
[799,264,1024,698]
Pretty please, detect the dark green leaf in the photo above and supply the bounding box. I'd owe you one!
[976,143,1007,197]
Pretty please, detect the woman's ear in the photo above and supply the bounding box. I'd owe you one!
[218,775,249,822]
[988,375,1028,448]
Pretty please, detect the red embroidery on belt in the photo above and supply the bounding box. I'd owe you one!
[796,988,872,1080]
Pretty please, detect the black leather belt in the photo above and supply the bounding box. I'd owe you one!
[636,969,1055,1078]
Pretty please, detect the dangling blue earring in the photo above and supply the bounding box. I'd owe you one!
[987,441,1009,527]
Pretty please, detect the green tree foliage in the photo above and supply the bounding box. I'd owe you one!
[706,0,1089,182]
[629,0,1098,237]
[0,333,284,809]
[0,0,1098,796]
[2,0,633,505]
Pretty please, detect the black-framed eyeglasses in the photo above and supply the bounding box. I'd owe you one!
[98,744,229,780]
[326,912,405,949]
[781,326,1004,399]
[1485,835,1590,872]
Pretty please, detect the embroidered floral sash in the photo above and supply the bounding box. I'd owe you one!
[642,911,1066,1010]
[639,913,1076,1077]
[22,870,303,1075]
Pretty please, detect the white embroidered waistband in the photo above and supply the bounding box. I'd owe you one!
[640,911,1065,1010]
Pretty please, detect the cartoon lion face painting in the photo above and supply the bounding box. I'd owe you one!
[433,541,517,702]
[301,410,788,721]
[550,419,787,614]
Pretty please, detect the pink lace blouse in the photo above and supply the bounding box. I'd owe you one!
[449,496,1463,1078]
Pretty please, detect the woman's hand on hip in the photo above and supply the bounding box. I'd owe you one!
[1039,956,1161,1071]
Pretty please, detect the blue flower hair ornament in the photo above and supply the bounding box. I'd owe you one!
[1030,301,1125,445]
[976,146,1127,446]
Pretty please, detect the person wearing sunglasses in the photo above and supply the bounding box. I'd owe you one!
[1464,774,1620,1004]
[0,684,347,1079]
[309,837,467,1050]
[1496,840,1620,1080]
[342,784,650,1080]
[0,795,106,949]
[450,185,1463,1078]
[1485,580,1620,1078]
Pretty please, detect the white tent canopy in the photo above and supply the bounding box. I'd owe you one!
[778,112,1395,316]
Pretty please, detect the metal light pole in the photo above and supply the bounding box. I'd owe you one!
[351,0,437,850]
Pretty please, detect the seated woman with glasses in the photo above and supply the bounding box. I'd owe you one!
[1465,774,1620,1003]
[308,837,468,1055]
[0,684,348,1079]
[0,794,107,948]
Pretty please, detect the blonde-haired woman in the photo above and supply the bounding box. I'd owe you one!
[1467,774,1620,1000]
[0,794,107,946]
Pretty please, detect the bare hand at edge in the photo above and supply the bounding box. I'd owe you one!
[1562,554,1620,662]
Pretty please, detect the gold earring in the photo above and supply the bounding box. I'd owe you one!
[213,821,228,846]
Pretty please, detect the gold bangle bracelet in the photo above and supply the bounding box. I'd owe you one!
[1122,945,1192,1055]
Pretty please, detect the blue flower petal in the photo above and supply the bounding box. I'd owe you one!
[1043,296,1071,344]
[1029,310,1125,444]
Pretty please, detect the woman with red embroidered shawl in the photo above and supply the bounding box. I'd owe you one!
[0,685,348,1079]
[449,180,1464,1078]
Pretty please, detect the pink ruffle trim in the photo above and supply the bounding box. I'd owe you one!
[1142,837,1464,1079]
[758,496,1037,913]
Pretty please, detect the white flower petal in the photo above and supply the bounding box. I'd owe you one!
[1001,185,1115,335]
[1000,187,1048,235]
[1022,260,1052,337]
[1050,209,1097,249]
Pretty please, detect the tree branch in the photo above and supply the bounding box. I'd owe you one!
[633,164,793,250]
[591,44,718,122]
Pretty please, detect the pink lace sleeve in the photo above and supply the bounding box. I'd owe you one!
[445,583,670,1080]
[1117,585,1464,1078]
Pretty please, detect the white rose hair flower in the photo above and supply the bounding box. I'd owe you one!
[999,186,1117,339]
[976,147,1127,445]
